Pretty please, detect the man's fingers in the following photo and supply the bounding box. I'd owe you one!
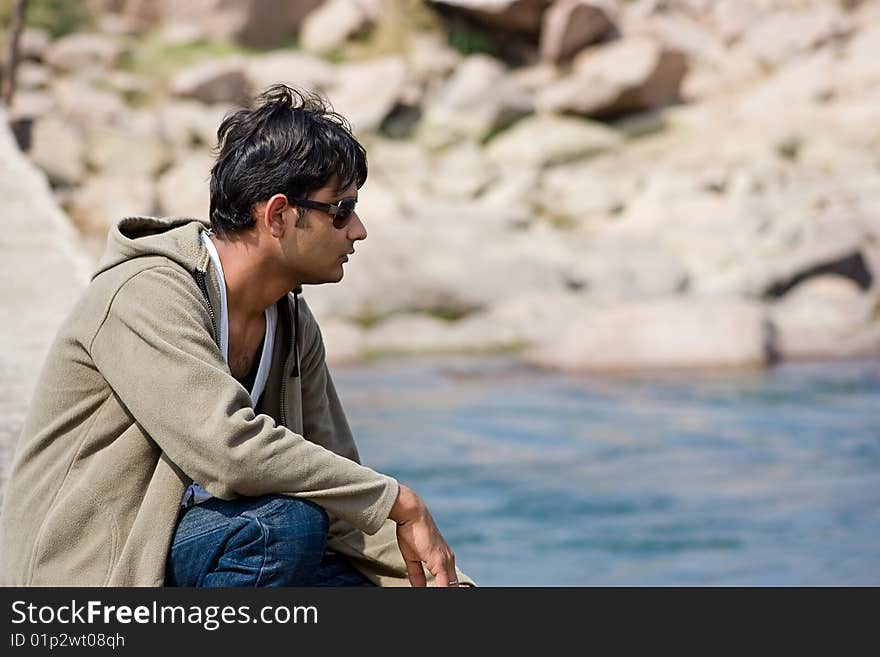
[406,559,427,587]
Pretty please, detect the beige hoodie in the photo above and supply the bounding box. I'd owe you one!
[0,216,473,587]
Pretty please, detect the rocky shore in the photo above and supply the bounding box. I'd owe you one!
[3,0,879,373]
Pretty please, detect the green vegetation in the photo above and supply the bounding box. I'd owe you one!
[118,33,254,82]
[0,0,94,39]
[446,21,493,57]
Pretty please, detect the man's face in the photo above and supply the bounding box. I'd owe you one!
[283,177,366,286]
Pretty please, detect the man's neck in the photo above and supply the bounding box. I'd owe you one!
[210,234,297,322]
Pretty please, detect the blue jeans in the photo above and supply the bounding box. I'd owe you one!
[164,494,375,587]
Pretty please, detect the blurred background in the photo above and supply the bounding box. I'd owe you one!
[1,0,878,585]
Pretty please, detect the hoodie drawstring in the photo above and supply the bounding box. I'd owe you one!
[291,289,300,378]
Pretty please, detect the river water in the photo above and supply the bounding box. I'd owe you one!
[333,355,880,586]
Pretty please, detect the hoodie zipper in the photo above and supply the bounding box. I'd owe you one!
[194,269,218,341]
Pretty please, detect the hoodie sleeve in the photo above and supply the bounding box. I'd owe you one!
[89,265,399,535]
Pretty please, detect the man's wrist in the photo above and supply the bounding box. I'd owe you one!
[388,483,423,524]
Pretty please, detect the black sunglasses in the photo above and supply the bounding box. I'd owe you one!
[289,197,357,230]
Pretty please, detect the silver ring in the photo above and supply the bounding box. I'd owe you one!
[447,580,459,586]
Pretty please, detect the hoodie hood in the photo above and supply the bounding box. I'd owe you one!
[93,216,211,280]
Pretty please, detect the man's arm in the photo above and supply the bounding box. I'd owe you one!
[297,298,458,586]
[89,266,398,535]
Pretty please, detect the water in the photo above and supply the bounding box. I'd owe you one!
[333,356,880,586]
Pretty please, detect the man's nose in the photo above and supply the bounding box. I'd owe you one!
[348,212,367,241]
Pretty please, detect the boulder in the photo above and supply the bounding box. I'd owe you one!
[156,152,215,221]
[417,54,532,148]
[68,174,157,239]
[741,6,852,69]
[313,318,365,365]
[0,110,93,497]
[328,56,409,135]
[44,33,126,72]
[300,0,374,54]
[16,62,50,91]
[424,141,498,199]
[364,312,522,356]
[562,236,690,300]
[539,0,616,63]
[169,58,252,106]
[244,51,336,96]
[485,113,621,169]
[770,275,880,361]
[406,33,463,85]
[27,118,86,187]
[50,78,128,128]
[19,27,51,62]
[127,0,324,48]
[429,0,552,37]
[525,297,770,372]
[157,101,229,151]
[536,37,687,118]
[85,121,169,178]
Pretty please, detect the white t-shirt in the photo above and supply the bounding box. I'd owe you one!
[181,231,278,507]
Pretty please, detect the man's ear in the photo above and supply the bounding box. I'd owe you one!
[263,193,290,238]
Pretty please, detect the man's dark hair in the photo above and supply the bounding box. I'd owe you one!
[209,84,368,238]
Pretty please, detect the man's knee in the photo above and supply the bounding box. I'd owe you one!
[246,496,329,566]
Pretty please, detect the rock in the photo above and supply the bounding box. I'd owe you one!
[328,56,409,135]
[485,113,622,169]
[417,54,532,148]
[19,27,51,62]
[472,289,590,346]
[535,158,636,226]
[835,22,880,97]
[536,37,687,118]
[169,58,252,106]
[304,216,570,322]
[44,33,126,72]
[132,0,324,48]
[770,275,880,361]
[562,236,690,300]
[364,312,522,356]
[425,141,498,199]
[709,0,761,45]
[68,175,157,239]
[96,12,147,37]
[539,0,616,64]
[314,318,365,365]
[157,101,229,151]
[735,49,836,120]
[525,297,770,372]
[742,212,867,300]
[155,152,214,221]
[16,62,51,91]
[406,33,463,85]
[0,110,93,498]
[50,78,128,128]
[355,176,406,226]
[742,6,852,69]
[300,0,374,54]
[27,118,85,187]
[244,51,336,96]
[7,90,54,123]
[429,0,552,37]
[85,120,169,178]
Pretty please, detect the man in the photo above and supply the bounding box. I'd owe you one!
[0,84,474,587]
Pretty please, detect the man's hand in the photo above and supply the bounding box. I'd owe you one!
[389,483,458,587]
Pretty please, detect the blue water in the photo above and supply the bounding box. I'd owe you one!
[333,356,880,586]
